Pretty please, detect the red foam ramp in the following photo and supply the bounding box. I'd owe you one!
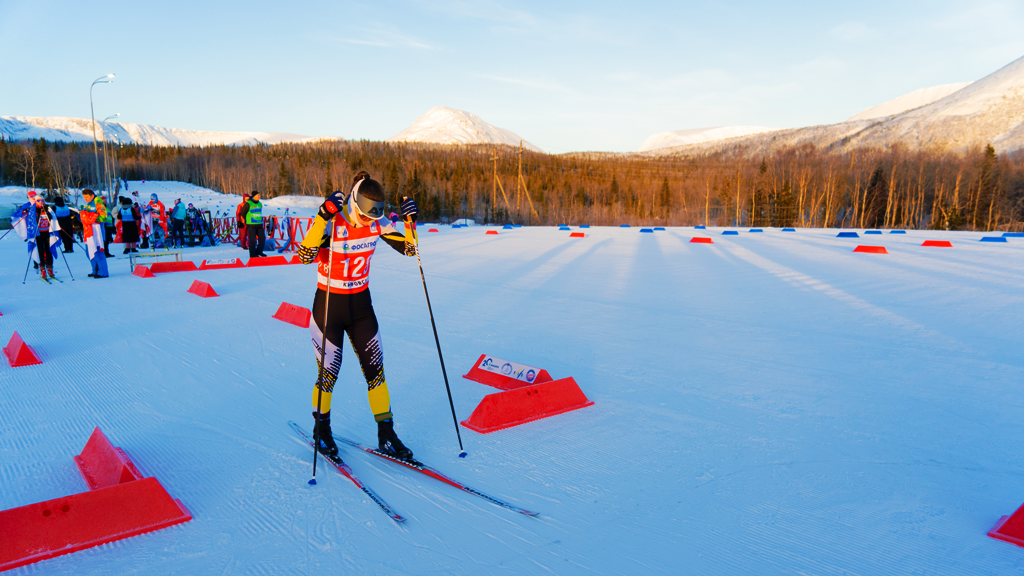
[132,265,155,278]
[73,427,144,491]
[289,255,302,264]
[199,258,244,270]
[485,230,499,235]
[922,240,953,248]
[569,232,586,238]
[149,261,199,273]
[187,280,219,298]
[989,502,1024,548]
[463,354,553,391]
[0,477,192,572]
[247,255,289,267]
[853,245,888,254]
[3,332,42,367]
[461,377,594,433]
[428,228,439,233]
[272,302,311,328]
[690,237,713,244]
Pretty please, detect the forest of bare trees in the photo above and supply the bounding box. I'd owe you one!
[2,136,1023,231]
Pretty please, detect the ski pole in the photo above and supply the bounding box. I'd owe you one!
[310,217,337,485]
[59,245,75,281]
[22,251,33,284]
[404,199,467,458]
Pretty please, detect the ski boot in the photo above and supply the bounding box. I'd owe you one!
[46,267,58,282]
[311,411,339,458]
[377,419,414,461]
[39,269,51,284]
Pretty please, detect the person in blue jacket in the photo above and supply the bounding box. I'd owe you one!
[169,199,187,248]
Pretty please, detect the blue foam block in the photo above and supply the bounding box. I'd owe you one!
[890,230,906,234]
[1002,232,1023,237]
[722,230,739,235]
[748,229,763,232]
[559,227,571,231]
[620,224,630,228]
[640,228,654,233]
[782,228,795,232]
[503,224,513,229]
[654,227,665,231]
[695,225,706,229]
[579,225,591,228]
[837,232,859,238]
[981,237,1008,242]
[864,230,882,234]
[513,224,522,228]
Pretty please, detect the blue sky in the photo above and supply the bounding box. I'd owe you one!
[2,0,1022,152]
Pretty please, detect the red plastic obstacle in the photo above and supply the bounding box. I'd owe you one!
[3,332,42,367]
[853,245,888,254]
[461,377,594,434]
[272,302,311,328]
[0,428,191,572]
[149,261,199,273]
[187,280,219,298]
[569,232,586,238]
[199,258,244,270]
[463,354,553,391]
[989,503,1024,548]
[73,427,143,490]
[247,255,289,267]
[690,237,713,244]
[485,230,499,235]
[132,265,155,278]
[428,228,439,232]
[922,240,953,248]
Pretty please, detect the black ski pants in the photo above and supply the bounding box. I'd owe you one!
[247,224,265,257]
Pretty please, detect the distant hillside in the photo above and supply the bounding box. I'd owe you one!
[387,106,542,152]
[0,116,334,147]
[637,126,781,152]
[647,54,1024,157]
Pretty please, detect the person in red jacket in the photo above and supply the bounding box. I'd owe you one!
[235,193,250,249]
[147,194,168,247]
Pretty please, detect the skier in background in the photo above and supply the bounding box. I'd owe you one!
[296,171,420,461]
[116,196,141,253]
[277,207,293,253]
[13,193,61,282]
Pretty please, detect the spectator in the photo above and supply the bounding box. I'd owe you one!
[169,198,187,248]
[97,196,115,257]
[235,193,250,250]
[79,189,109,278]
[147,193,168,248]
[117,196,141,253]
[277,207,293,253]
[239,191,267,258]
[185,203,201,247]
[53,196,78,253]
[132,192,150,249]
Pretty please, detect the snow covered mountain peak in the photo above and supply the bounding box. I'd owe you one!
[387,106,543,152]
[0,116,332,147]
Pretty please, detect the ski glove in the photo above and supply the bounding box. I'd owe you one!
[400,197,418,223]
[318,192,345,221]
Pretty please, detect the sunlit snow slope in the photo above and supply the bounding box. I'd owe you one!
[847,82,973,121]
[2,183,1024,574]
[387,106,543,152]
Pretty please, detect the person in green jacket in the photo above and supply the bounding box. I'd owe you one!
[239,191,267,258]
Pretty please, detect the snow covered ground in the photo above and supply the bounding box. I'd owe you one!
[2,189,1024,574]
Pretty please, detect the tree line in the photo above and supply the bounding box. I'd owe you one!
[2,136,1022,231]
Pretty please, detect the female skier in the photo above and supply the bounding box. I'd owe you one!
[298,172,419,460]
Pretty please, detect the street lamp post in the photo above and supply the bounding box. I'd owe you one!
[89,73,114,191]
[100,113,120,201]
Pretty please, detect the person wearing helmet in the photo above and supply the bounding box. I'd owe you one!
[297,171,419,461]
